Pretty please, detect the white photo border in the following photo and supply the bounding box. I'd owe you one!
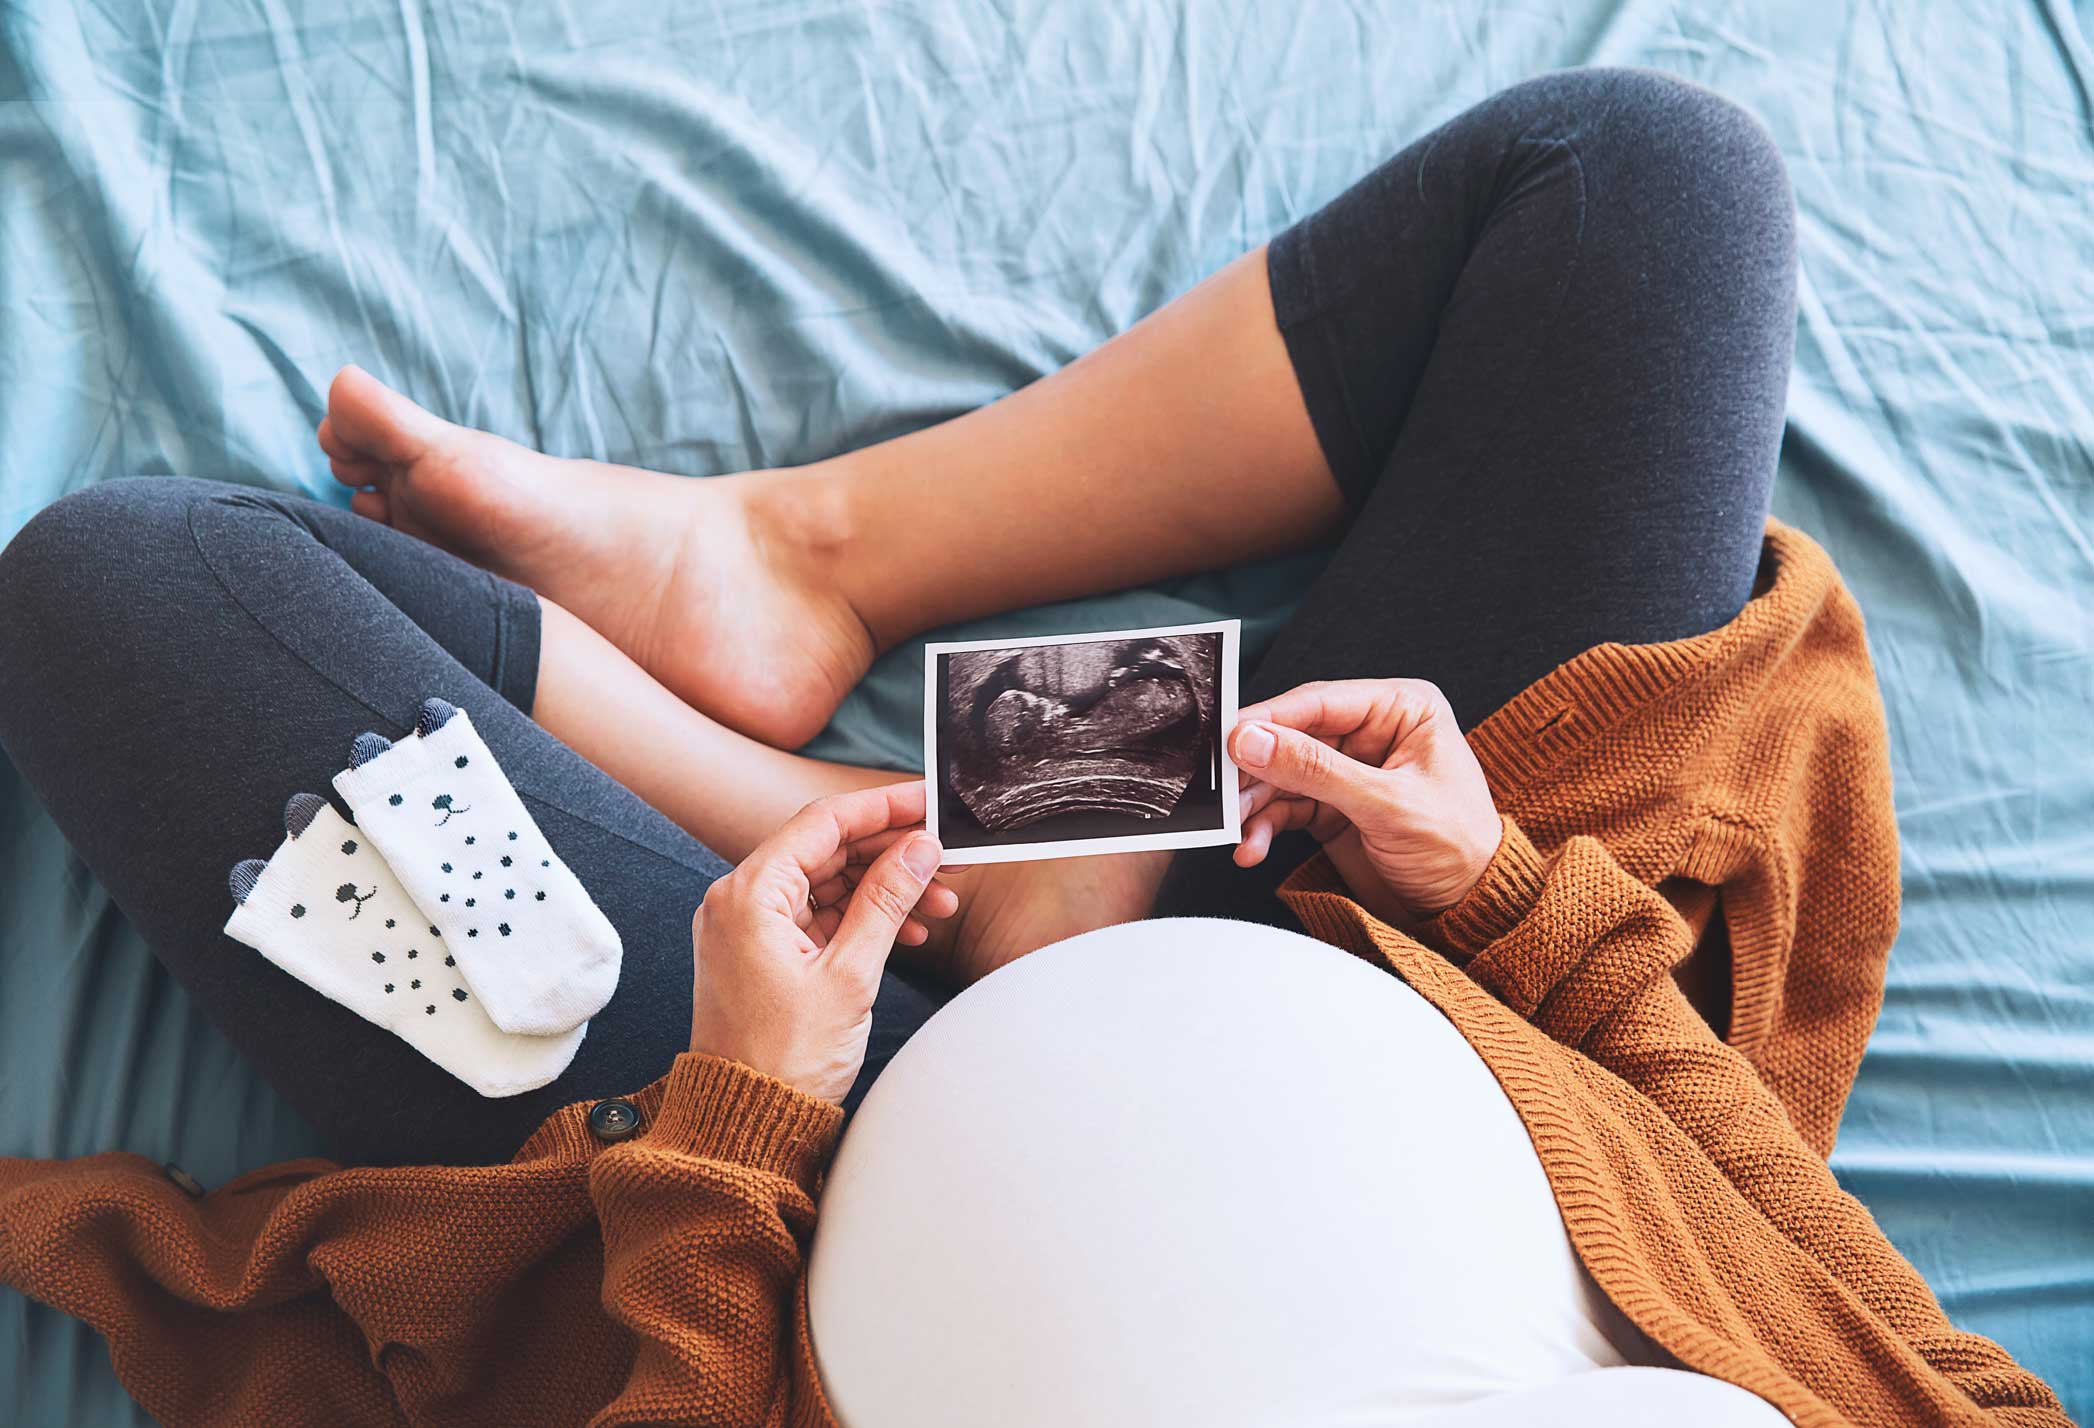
[922,618,1241,865]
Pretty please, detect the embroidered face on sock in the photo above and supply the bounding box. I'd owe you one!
[226,801,483,1021]
[224,795,585,1098]
[335,881,376,919]
[332,699,623,1038]
[344,750,556,947]
[272,811,384,924]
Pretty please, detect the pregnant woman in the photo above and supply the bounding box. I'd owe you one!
[0,69,2066,1427]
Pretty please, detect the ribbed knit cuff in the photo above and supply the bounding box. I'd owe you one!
[639,1054,844,1189]
[1420,814,1552,959]
[1274,850,1385,963]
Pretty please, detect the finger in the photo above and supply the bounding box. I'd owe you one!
[1237,680,1389,737]
[1233,796,1318,866]
[768,781,931,875]
[798,829,938,893]
[818,865,958,912]
[1234,820,1271,866]
[918,879,960,919]
[812,887,936,945]
[811,904,845,945]
[836,824,936,873]
[1239,778,1280,822]
[801,844,863,891]
[1229,720,1388,823]
[816,850,959,896]
[826,831,943,978]
[824,841,947,905]
[841,827,914,862]
[819,870,938,945]
[1239,680,1444,763]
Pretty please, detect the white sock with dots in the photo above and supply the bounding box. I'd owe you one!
[225,793,585,1098]
[331,698,623,1036]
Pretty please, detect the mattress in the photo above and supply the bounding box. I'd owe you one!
[2,2,2089,1421]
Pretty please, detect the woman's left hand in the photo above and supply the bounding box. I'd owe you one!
[1229,679,1502,927]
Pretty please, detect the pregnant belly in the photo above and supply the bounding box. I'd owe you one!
[807,919,1661,1428]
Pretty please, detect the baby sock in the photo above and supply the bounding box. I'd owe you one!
[225,792,585,1098]
[331,698,622,1036]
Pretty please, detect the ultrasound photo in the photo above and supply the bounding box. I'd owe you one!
[922,620,1241,863]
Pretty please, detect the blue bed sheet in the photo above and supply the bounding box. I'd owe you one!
[3,2,2090,1422]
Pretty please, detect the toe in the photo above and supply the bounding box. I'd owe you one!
[320,418,389,492]
[331,451,388,485]
[327,364,444,465]
[349,487,392,523]
[316,414,351,461]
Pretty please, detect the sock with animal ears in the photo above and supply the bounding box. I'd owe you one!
[331,698,623,1036]
[223,792,585,1098]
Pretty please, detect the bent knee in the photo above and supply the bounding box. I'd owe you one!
[0,478,223,658]
[1548,68,1791,246]
[3,476,217,569]
[1591,69,1786,203]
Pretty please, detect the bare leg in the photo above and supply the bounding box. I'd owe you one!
[324,246,1336,984]
[529,593,1161,986]
[530,597,886,863]
[323,247,1339,748]
[765,247,1342,646]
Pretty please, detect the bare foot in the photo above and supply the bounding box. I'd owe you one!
[318,365,875,750]
[898,849,1173,991]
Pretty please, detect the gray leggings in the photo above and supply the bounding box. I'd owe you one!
[0,481,942,1165]
[0,68,1794,1167]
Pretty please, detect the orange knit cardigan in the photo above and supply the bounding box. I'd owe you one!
[0,519,2070,1427]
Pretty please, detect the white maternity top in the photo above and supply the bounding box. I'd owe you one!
[806,917,1785,1428]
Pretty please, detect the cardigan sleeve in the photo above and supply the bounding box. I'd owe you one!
[587,1053,844,1428]
[1423,816,2071,1426]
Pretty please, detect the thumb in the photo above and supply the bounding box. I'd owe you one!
[1231,720,1384,823]
[827,832,943,976]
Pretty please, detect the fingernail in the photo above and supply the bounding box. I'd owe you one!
[1235,723,1275,768]
[902,834,942,880]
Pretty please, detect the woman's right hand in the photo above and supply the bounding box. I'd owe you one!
[689,781,952,1103]
[1228,679,1504,928]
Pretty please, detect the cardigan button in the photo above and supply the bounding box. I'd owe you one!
[163,1163,206,1198]
[587,1099,642,1143]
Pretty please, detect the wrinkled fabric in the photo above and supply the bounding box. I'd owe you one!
[0,3,2089,1424]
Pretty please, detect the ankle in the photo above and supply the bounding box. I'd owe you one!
[741,455,901,652]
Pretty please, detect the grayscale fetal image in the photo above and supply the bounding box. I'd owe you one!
[935,631,1224,851]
